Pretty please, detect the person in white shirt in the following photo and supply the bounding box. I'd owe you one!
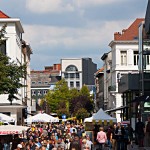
[86,135,93,150]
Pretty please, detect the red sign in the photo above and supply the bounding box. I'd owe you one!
[0,131,19,135]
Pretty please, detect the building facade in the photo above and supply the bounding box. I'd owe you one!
[31,64,61,113]
[22,41,33,119]
[102,19,144,122]
[114,0,150,127]
[61,58,97,90]
[101,52,113,111]
[0,11,32,124]
[95,67,104,111]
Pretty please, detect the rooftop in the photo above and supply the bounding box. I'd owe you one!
[0,10,10,18]
[114,18,144,41]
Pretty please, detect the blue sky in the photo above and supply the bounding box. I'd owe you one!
[0,0,148,70]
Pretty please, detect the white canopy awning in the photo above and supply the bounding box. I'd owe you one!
[0,113,15,122]
[84,108,117,123]
[25,113,59,123]
[84,116,93,122]
[0,125,29,135]
[93,108,117,122]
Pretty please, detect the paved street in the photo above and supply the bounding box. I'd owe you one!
[93,143,150,150]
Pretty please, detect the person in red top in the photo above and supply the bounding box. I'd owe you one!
[96,127,107,150]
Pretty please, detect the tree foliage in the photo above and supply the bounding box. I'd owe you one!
[57,108,70,118]
[45,79,94,118]
[80,85,90,97]
[70,95,93,116]
[75,108,89,120]
[70,88,80,99]
[45,79,70,113]
[0,24,27,104]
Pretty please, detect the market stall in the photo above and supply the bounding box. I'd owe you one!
[0,113,15,124]
[0,125,30,149]
[0,125,29,135]
[84,108,117,124]
[84,108,117,144]
[24,113,59,123]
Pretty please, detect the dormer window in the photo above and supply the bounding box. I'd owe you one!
[32,81,36,84]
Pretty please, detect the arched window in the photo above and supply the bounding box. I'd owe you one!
[65,65,78,71]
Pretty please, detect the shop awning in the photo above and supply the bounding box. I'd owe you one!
[0,125,29,135]
[105,106,128,113]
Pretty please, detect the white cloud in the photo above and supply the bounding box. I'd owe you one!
[26,0,118,14]
[74,0,118,8]
[26,0,74,13]
[23,20,128,51]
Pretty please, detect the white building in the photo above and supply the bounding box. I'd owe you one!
[61,58,97,90]
[0,11,32,124]
[102,18,144,122]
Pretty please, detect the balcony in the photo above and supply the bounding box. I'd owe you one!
[108,85,116,91]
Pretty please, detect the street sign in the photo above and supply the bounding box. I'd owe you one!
[62,114,66,119]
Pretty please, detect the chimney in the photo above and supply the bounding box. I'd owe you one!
[114,32,121,40]
[122,29,127,34]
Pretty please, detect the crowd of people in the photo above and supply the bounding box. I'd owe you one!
[96,117,150,150]
[0,116,149,150]
[0,122,93,150]
[96,122,134,150]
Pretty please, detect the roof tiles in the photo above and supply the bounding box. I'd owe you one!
[114,18,144,41]
[0,10,10,18]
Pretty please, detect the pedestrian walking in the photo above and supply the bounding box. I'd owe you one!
[69,135,81,150]
[96,127,107,150]
[124,126,129,150]
[106,126,113,149]
[135,118,145,147]
[144,116,150,147]
[111,124,117,150]
[126,124,134,149]
[86,135,93,150]
[115,122,125,150]
[81,139,87,150]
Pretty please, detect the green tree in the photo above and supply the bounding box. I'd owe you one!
[75,108,89,120]
[57,108,70,118]
[70,95,93,116]
[80,85,90,97]
[45,79,70,113]
[69,85,94,116]
[45,80,94,117]
[70,88,79,99]
[0,24,27,104]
